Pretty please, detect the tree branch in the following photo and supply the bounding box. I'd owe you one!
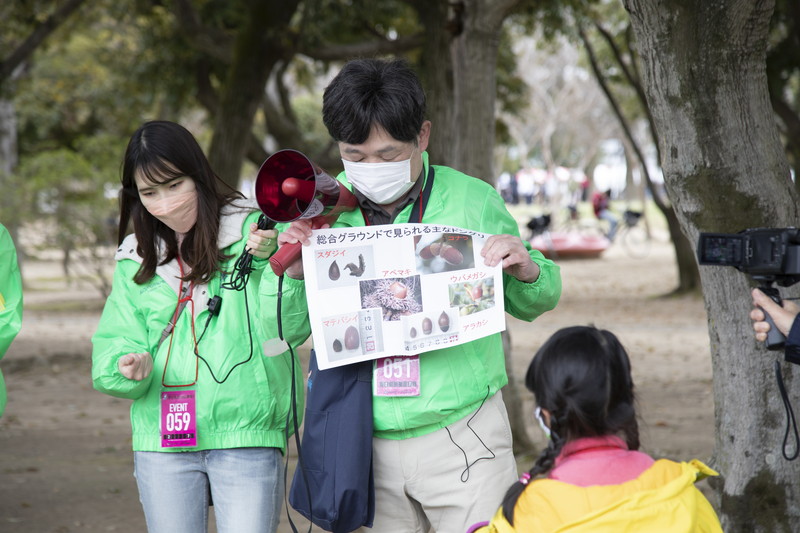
[298,34,425,61]
[0,0,87,84]
[593,20,661,153]
[578,22,667,211]
[171,0,233,63]
[194,58,219,115]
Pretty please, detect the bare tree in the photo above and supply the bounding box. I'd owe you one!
[502,33,615,203]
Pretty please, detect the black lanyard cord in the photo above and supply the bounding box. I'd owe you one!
[775,360,800,461]
[278,273,312,533]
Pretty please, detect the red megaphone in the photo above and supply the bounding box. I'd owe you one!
[254,149,358,276]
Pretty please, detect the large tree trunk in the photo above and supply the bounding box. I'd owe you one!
[624,1,800,530]
[416,0,536,455]
[206,0,299,188]
[501,329,536,455]
[449,0,518,182]
[411,0,455,165]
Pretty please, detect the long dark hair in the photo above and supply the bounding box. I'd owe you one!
[501,326,641,525]
[119,120,243,285]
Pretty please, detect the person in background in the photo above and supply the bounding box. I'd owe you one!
[0,222,23,417]
[516,167,536,205]
[591,188,618,241]
[468,325,722,533]
[496,171,513,203]
[92,121,306,533]
[278,58,562,533]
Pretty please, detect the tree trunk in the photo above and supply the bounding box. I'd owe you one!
[450,0,518,182]
[206,0,299,189]
[501,330,536,456]
[624,1,800,530]
[412,0,455,166]
[417,0,536,456]
[0,97,25,277]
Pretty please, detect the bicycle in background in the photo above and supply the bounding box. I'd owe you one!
[615,209,651,258]
[549,205,651,259]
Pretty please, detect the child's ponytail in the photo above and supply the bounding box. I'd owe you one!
[500,418,566,525]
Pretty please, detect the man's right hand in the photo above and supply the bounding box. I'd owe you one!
[118,352,153,381]
[750,288,800,342]
[277,219,328,280]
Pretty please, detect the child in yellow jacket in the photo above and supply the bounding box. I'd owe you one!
[468,326,722,533]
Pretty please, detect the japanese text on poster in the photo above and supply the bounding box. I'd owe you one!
[302,223,506,369]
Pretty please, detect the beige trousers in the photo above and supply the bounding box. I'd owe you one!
[358,391,518,533]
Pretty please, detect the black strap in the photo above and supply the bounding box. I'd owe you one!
[775,360,800,460]
[408,164,435,224]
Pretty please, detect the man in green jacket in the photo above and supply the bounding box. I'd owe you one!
[0,222,23,417]
[278,58,562,533]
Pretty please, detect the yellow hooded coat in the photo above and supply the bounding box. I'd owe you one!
[472,459,722,533]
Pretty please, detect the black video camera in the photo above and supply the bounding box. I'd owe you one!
[697,228,800,351]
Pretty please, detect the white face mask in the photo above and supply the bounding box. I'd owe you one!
[342,156,415,205]
[535,407,551,439]
[143,190,198,234]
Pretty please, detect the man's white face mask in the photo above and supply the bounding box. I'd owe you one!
[342,154,416,205]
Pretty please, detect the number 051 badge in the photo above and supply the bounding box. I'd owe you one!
[160,390,197,447]
[374,355,420,396]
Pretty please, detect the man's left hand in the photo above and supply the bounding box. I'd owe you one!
[481,234,540,283]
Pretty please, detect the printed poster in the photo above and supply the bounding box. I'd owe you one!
[302,223,506,370]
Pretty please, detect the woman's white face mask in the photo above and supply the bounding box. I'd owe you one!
[136,174,198,235]
[343,154,415,205]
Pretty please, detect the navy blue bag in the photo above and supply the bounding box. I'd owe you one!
[289,350,375,533]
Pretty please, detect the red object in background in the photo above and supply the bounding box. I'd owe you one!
[530,231,609,260]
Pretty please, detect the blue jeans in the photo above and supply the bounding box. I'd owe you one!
[134,448,283,533]
[598,209,619,241]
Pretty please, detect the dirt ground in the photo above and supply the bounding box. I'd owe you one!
[0,231,715,532]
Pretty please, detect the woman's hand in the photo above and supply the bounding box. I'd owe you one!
[246,224,279,259]
[118,352,153,381]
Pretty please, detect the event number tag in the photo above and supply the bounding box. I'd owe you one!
[160,390,197,447]
[373,355,420,397]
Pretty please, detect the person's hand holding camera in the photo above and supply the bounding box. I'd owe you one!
[750,288,800,341]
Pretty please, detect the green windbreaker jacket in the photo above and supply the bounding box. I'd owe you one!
[279,152,562,439]
[0,223,23,417]
[92,199,308,452]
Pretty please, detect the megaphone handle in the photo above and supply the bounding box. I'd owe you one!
[268,216,335,277]
[269,242,302,277]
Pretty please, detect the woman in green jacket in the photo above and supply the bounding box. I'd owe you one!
[0,222,23,417]
[92,121,306,533]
